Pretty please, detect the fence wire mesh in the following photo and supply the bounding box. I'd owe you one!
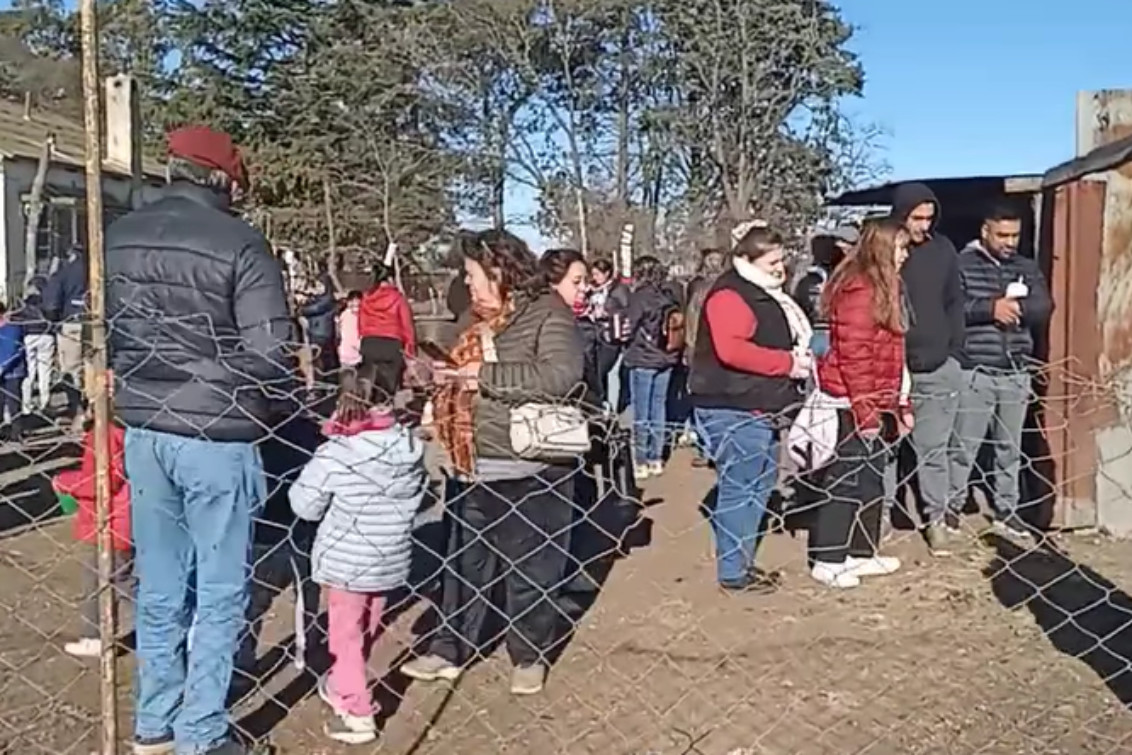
[1,306,1132,755]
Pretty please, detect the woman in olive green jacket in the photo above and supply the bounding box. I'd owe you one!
[402,230,585,697]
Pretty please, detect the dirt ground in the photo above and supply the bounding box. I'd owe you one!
[4,448,1132,755]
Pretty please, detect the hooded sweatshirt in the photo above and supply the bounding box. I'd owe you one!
[890,182,964,373]
[359,282,417,357]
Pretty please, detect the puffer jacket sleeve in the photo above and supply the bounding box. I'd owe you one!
[289,444,337,522]
[830,285,887,431]
[395,288,417,357]
[230,237,296,387]
[1019,256,1052,326]
[480,303,584,402]
[959,253,996,326]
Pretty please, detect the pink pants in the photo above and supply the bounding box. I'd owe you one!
[326,588,388,716]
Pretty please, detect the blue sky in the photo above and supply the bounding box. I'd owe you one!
[510,0,1132,249]
[846,0,1129,181]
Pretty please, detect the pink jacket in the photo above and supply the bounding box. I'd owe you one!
[338,309,361,367]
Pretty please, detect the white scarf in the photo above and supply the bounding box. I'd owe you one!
[733,256,813,349]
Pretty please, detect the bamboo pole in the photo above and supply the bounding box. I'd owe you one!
[79,1,119,753]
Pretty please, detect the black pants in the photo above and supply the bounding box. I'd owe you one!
[430,466,575,667]
[359,335,405,377]
[809,410,888,564]
[593,340,620,407]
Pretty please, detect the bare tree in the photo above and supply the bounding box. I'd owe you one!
[656,0,864,234]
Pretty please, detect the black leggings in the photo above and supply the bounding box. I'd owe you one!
[808,410,888,564]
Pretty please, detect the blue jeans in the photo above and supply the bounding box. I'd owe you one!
[694,408,779,583]
[630,367,672,464]
[810,328,830,358]
[126,428,265,753]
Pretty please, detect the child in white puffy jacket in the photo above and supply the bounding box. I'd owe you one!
[290,360,425,744]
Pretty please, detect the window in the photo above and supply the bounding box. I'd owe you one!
[23,197,129,277]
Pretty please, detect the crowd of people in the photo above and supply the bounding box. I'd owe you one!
[31,122,1054,753]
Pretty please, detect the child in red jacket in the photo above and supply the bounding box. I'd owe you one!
[358,261,416,365]
[54,400,131,658]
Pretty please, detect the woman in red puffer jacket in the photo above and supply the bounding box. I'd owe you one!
[810,218,912,589]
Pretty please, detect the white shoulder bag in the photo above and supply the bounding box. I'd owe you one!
[480,328,591,460]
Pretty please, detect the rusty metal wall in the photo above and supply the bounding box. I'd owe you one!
[1077,91,1132,536]
[1042,181,1106,529]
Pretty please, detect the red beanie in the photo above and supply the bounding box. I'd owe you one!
[167,126,248,190]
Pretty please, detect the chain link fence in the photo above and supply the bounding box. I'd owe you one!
[2,310,1132,754]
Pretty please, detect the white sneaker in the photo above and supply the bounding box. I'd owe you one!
[810,561,861,589]
[64,637,102,658]
[510,664,547,696]
[846,555,901,577]
[649,460,664,476]
[991,519,1036,542]
[633,464,652,482]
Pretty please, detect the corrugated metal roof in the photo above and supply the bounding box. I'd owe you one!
[1043,133,1132,189]
[0,98,163,177]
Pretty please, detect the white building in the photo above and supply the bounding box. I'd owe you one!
[0,75,163,299]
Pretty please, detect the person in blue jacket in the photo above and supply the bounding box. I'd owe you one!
[43,243,88,421]
[0,301,27,439]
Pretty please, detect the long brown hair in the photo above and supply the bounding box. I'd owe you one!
[820,218,908,333]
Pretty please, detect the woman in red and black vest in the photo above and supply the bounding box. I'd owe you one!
[810,218,912,588]
[689,225,812,593]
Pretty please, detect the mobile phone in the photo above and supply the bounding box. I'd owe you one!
[418,340,456,366]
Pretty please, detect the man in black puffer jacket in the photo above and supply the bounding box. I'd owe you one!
[949,201,1050,541]
[106,126,293,755]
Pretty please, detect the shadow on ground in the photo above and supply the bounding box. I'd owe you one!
[985,534,1132,704]
[0,432,81,536]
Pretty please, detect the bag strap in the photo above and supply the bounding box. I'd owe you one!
[478,326,498,364]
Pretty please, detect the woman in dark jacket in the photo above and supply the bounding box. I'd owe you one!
[542,249,601,405]
[622,256,680,480]
[809,218,910,588]
[586,258,630,412]
[689,225,812,592]
[401,229,584,697]
[300,271,339,385]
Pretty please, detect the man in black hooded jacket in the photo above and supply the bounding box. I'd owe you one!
[890,182,965,554]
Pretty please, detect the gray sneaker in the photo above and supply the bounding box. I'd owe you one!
[510,664,546,696]
[400,653,462,682]
[925,524,953,556]
[133,737,174,755]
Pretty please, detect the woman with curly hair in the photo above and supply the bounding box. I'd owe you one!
[401,229,585,696]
